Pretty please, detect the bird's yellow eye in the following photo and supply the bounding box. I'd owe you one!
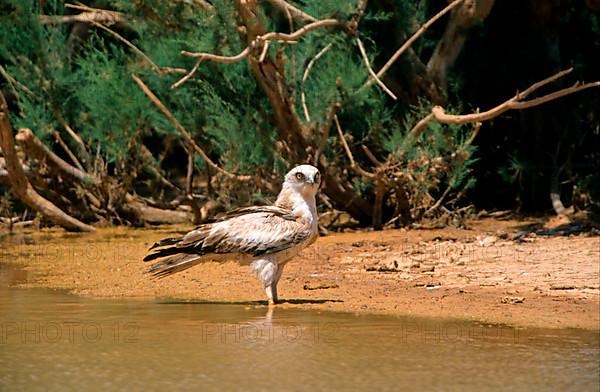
[295,172,304,181]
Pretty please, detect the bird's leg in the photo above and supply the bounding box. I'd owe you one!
[268,264,285,305]
[265,284,277,306]
[252,258,280,305]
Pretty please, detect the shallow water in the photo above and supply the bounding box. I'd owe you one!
[1,260,599,391]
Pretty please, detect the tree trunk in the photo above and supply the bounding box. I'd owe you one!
[235,0,374,224]
[427,0,496,95]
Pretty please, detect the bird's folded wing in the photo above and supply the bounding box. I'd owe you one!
[175,208,313,257]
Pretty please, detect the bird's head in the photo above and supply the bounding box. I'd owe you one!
[283,164,321,199]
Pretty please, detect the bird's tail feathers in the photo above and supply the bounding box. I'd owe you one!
[146,253,203,279]
[149,237,182,250]
[143,244,185,262]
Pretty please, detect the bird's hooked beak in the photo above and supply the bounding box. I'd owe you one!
[306,174,320,185]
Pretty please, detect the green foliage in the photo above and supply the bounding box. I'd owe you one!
[16,0,600,225]
[381,101,478,217]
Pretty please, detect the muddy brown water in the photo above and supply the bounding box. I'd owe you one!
[0,261,598,391]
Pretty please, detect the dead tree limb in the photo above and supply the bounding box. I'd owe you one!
[89,21,186,75]
[185,145,202,224]
[131,73,255,183]
[181,47,251,63]
[47,5,187,76]
[0,64,36,98]
[236,0,373,223]
[414,69,600,127]
[355,37,397,100]
[176,0,214,11]
[54,113,92,167]
[423,122,481,217]
[181,18,342,61]
[40,10,124,25]
[427,0,495,92]
[334,115,375,179]
[302,42,334,122]
[335,115,392,229]
[0,93,95,232]
[15,128,100,186]
[53,131,85,172]
[171,59,203,89]
[140,145,180,190]
[363,0,465,89]
[266,0,317,23]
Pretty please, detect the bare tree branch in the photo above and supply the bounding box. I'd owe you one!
[177,0,214,11]
[54,114,93,167]
[301,42,334,122]
[313,102,340,165]
[258,40,270,63]
[424,122,481,217]
[181,47,251,62]
[0,93,95,232]
[16,128,100,186]
[334,115,375,179]
[131,74,254,182]
[53,131,85,172]
[181,19,342,61]
[89,21,169,75]
[356,37,397,100]
[348,0,369,33]
[171,59,203,89]
[40,10,124,25]
[361,144,384,166]
[266,0,317,23]
[363,0,465,89]
[431,76,600,125]
[0,64,36,98]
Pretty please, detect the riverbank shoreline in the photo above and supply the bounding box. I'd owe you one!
[2,218,599,330]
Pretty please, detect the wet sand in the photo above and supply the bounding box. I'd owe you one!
[2,218,599,329]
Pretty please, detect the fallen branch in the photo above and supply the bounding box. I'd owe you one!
[124,194,192,224]
[0,93,95,232]
[53,131,85,172]
[53,113,94,169]
[363,0,465,89]
[131,74,253,182]
[15,128,100,186]
[140,145,180,190]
